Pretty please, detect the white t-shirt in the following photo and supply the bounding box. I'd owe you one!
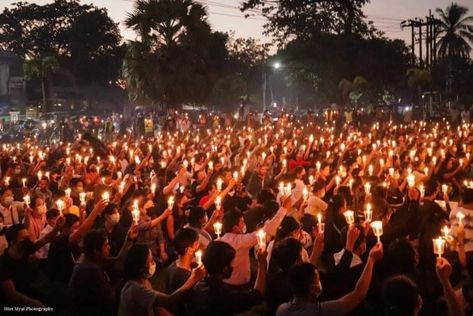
[305,196,328,217]
[118,280,159,316]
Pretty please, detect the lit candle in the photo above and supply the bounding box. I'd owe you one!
[432,237,446,257]
[132,200,140,224]
[195,249,203,266]
[309,175,315,185]
[282,159,287,169]
[80,192,86,205]
[257,229,267,251]
[64,188,71,199]
[213,221,222,238]
[371,220,383,243]
[208,161,213,171]
[102,191,110,202]
[419,185,425,198]
[364,203,372,222]
[279,182,285,195]
[168,196,175,209]
[216,178,223,192]
[23,195,30,207]
[343,210,355,225]
[56,199,65,214]
[316,161,321,171]
[335,175,341,187]
[364,182,371,195]
[183,160,189,169]
[4,176,10,186]
[303,187,309,200]
[407,174,415,188]
[457,212,465,229]
[151,183,157,195]
[368,164,374,176]
[284,183,292,196]
[442,184,448,195]
[22,178,26,187]
[317,213,325,233]
[215,196,222,210]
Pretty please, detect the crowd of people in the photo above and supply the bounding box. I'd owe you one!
[0,110,472,316]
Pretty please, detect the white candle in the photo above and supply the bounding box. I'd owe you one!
[22,178,27,187]
[257,229,267,251]
[216,178,223,192]
[433,237,446,257]
[102,191,110,202]
[168,196,175,209]
[213,221,222,238]
[441,225,450,240]
[233,171,239,181]
[442,184,448,195]
[407,174,415,188]
[317,213,325,233]
[343,210,355,225]
[195,249,203,266]
[80,192,86,205]
[65,188,71,199]
[284,183,292,196]
[279,182,285,195]
[56,199,65,214]
[335,176,341,187]
[132,200,140,224]
[303,187,309,200]
[151,183,157,195]
[316,161,321,171]
[457,212,465,229]
[371,220,383,243]
[215,196,222,210]
[364,182,371,195]
[23,195,30,207]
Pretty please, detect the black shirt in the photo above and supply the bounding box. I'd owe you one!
[47,234,76,283]
[0,252,32,306]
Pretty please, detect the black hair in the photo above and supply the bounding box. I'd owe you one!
[46,208,60,220]
[173,228,199,256]
[312,179,325,193]
[340,224,365,251]
[63,213,80,229]
[386,238,417,276]
[462,188,473,205]
[289,263,316,297]
[275,216,301,242]
[188,206,206,227]
[203,241,235,275]
[123,243,150,280]
[382,275,420,316]
[5,223,26,244]
[103,203,118,215]
[271,237,303,273]
[223,209,243,233]
[257,189,275,205]
[424,180,439,197]
[83,229,108,257]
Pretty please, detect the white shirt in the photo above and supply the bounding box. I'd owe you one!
[333,249,363,268]
[450,206,473,252]
[0,202,23,227]
[36,224,54,259]
[221,207,288,286]
[305,196,328,217]
[292,179,305,202]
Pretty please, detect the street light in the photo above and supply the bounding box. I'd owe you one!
[273,62,281,69]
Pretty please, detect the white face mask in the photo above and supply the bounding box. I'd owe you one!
[107,213,120,225]
[145,261,156,278]
[241,224,247,234]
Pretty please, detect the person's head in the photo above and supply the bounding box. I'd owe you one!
[341,224,366,255]
[461,188,473,205]
[223,209,245,234]
[271,237,305,273]
[382,275,422,316]
[196,169,206,182]
[386,238,418,274]
[257,164,268,178]
[203,241,235,279]
[62,213,80,235]
[38,177,49,191]
[46,209,60,227]
[123,244,156,280]
[424,180,439,199]
[32,196,47,216]
[1,188,14,206]
[294,166,306,180]
[5,224,35,257]
[70,178,84,195]
[174,228,199,257]
[103,203,120,226]
[83,229,110,259]
[289,263,322,299]
[312,180,326,198]
[328,194,346,216]
[275,216,302,242]
[188,206,208,229]
[320,163,330,177]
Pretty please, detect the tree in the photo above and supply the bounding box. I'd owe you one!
[23,56,59,111]
[436,2,473,59]
[241,0,375,45]
[0,0,122,86]
[406,68,432,102]
[339,76,368,105]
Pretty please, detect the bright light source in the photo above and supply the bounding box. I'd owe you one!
[273,62,281,69]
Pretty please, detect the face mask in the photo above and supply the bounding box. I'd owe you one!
[144,261,156,278]
[37,205,47,215]
[107,213,120,225]
[20,239,35,256]
[3,196,13,205]
[241,224,247,234]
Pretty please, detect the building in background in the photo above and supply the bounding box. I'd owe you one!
[0,50,26,116]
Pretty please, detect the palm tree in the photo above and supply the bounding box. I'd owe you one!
[338,75,368,106]
[436,3,473,59]
[23,56,59,112]
[125,0,209,49]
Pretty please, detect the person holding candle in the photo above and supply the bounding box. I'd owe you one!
[0,188,22,228]
[302,180,328,233]
[324,194,349,254]
[165,193,189,241]
[23,196,47,242]
[100,203,127,257]
[220,196,292,286]
[164,228,200,297]
[36,208,61,259]
[450,188,473,272]
[188,240,267,315]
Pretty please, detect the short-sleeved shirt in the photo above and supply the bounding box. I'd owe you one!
[118,280,158,316]
[165,261,191,294]
[276,300,345,316]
